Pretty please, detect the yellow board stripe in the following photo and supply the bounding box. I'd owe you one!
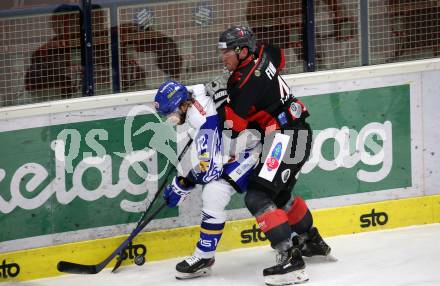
[1,195,439,282]
[200,228,224,235]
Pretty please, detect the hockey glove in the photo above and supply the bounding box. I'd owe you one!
[163,176,195,208]
[205,72,229,109]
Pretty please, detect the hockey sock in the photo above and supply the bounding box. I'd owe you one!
[195,220,225,259]
[286,197,313,235]
[256,208,291,249]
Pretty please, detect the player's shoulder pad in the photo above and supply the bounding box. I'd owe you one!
[186,84,217,129]
[262,43,284,71]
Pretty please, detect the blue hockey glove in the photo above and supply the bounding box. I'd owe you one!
[163,176,194,208]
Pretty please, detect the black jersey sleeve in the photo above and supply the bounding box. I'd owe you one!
[260,43,285,73]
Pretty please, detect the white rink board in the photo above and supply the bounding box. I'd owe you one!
[0,59,439,252]
[421,70,440,196]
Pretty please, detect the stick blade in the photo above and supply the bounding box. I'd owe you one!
[57,261,100,274]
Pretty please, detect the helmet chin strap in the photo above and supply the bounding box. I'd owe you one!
[235,47,252,66]
[234,47,241,63]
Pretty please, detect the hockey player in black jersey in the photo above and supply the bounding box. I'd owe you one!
[217,26,331,285]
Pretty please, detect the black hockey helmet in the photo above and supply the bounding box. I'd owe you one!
[218,26,256,54]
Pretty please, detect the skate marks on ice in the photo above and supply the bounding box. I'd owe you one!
[303,253,338,264]
[305,224,440,286]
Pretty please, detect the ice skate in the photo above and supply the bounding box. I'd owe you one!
[263,247,309,285]
[175,255,215,279]
[292,227,332,258]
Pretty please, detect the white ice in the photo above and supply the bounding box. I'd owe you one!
[8,223,440,286]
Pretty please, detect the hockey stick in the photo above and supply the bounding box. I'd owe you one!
[57,138,193,275]
[109,137,193,273]
[127,137,193,229]
[57,201,166,274]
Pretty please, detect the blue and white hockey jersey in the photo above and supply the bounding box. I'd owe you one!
[184,84,260,192]
[184,84,223,185]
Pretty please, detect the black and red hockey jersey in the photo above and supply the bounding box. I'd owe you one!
[220,43,309,138]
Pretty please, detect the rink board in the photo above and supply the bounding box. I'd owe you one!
[1,58,440,283]
[1,59,439,252]
[1,194,439,282]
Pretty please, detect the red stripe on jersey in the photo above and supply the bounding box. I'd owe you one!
[229,71,242,85]
[247,108,280,133]
[286,197,309,225]
[256,209,288,233]
[237,54,255,69]
[239,45,265,89]
[192,100,206,115]
[277,48,286,73]
[225,105,248,132]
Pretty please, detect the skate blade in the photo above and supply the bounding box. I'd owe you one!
[175,267,212,280]
[264,269,309,286]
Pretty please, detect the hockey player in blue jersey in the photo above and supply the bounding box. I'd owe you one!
[154,80,260,279]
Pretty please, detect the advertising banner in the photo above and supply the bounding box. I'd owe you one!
[0,84,412,246]
[1,60,439,283]
[0,110,180,244]
[296,84,411,199]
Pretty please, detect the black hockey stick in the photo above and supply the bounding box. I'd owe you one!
[57,138,193,274]
[57,201,166,274]
[125,137,193,231]
[109,137,193,273]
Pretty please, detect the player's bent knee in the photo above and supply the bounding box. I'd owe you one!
[201,208,227,224]
[244,190,273,216]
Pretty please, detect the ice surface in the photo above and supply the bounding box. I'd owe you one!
[9,223,440,286]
